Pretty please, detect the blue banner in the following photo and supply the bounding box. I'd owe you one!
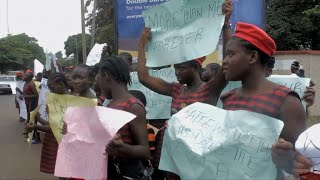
[116,0,265,51]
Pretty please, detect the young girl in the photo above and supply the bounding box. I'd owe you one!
[220,22,307,179]
[99,56,150,179]
[137,2,233,178]
[71,64,96,98]
[25,73,70,177]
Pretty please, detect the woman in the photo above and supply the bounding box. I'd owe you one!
[71,64,96,98]
[201,63,221,82]
[21,70,39,122]
[99,56,150,179]
[220,22,307,179]
[25,73,70,178]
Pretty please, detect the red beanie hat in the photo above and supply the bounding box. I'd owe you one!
[235,22,276,57]
[194,56,206,66]
[16,71,23,76]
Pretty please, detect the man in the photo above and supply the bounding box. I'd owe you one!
[291,61,300,76]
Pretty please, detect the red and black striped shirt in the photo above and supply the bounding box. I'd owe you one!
[171,82,212,114]
[107,97,145,145]
[221,85,300,180]
[221,85,298,119]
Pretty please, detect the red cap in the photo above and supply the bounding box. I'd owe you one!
[235,22,276,56]
[26,69,33,73]
[16,72,23,76]
[194,56,206,66]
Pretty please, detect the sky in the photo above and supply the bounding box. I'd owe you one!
[0,0,91,56]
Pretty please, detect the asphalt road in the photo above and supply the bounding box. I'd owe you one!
[0,92,56,179]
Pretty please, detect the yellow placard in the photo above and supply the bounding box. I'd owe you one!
[28,106,40,145]
[47,93,97,143]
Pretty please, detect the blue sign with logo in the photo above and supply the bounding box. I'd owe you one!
[115,0,265,51]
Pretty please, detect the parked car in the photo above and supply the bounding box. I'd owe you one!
[0,76,16,94]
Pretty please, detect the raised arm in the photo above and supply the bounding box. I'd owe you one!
[208,0,233,98]
[137,27,173,97]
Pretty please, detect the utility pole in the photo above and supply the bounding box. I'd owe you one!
[6,0,10,35]
[81,0,87,64]
[90,0,97,49]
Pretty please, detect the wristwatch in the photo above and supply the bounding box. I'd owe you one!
[223,23,232,30]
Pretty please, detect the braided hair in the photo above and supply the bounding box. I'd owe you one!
[48,72,69,92]
[75,64,96,83]
[99,56,131,86]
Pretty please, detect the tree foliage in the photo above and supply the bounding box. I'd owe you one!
[64,33,91,64]
[266,0,320,50]
[85,0,116,54]
[0,34,45,74]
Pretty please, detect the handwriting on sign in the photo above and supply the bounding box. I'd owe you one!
[296,124,320,172]
[129,68,177,119]
[142,0,225,67]
[159,102,283,179]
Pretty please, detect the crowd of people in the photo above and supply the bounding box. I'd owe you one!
[12,0,319,179]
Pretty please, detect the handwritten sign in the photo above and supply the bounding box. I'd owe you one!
[142,0,224,67]
[296,124,320,172]
[47,93,97,143]
[159,102,284,179]
[86,43,107,66]
[55,106,136,179]
[34,59,44,75]
[217,76,311,108]
[38,78,49,121]
[129,67,177,119]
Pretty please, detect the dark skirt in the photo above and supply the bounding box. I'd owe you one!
[40,132,58,174]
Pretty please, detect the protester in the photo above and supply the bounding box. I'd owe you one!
[34,72,43,93]
[201,63,221,82]
[137,1,232,178]
[21,70,39,122]
[72,64,96,98]
[15,71,26,122]
[25,73,69,177]
[64,67,75,95]
[291,61,300,76]
[220,22,307,179]
[98,56,150,179]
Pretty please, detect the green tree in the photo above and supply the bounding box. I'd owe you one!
[55,51,63,59]
[0,34,45,74]
[64,33,91,64]
[85,0,116,54]
[266,0,320,50]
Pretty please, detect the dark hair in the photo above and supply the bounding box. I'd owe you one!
[233,37,271,66]
[265,57,275,69]
[75,64,96,80]
[100,56,131,85]
[37,72,43,76]
[92,63,100,76]
[207,63,221,72]
[129,90,147,106]
[48,73,68,91]
[118,52,133,65]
